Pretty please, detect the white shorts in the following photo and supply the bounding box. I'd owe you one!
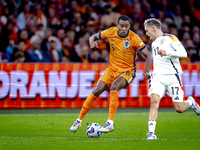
[149,74,184,102]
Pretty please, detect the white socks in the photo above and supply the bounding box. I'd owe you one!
[107,119,113,125]
[186,98,192,107]
[77,118,82,122]
[148,120,156,133]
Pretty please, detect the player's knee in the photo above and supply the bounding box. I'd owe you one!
[150,97,160,109]
[92,89,101,97]
[110,83,120,91]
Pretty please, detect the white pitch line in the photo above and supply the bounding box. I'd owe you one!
[0,136,199,141]
[0,111,195,117]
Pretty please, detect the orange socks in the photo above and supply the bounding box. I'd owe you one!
[78,93,97,120]
[108,90,119,120]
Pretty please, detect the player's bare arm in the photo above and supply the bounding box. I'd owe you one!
[158,50,166,57]
[140,47,152,80]
[89,33,100,50]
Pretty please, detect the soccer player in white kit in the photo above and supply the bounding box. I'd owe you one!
[144,18,200,140]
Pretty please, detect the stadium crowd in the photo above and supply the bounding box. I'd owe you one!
[0,0,200,63]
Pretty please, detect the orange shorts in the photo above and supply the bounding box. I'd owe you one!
[99,67,135,88]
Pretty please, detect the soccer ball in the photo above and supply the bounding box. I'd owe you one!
[86,123,102,138]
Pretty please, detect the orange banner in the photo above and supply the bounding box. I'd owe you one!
[0,63,200,109]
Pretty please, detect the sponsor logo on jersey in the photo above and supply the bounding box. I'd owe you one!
[124,40,130,48]
[111,39,115,41]
[140,42,144,46]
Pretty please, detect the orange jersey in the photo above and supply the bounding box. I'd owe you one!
[99,27,146,72]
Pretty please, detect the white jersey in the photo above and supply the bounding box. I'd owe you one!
[151,33,187,75]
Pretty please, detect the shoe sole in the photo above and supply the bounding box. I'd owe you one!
[99,129,114,133]
[146,138,157,140]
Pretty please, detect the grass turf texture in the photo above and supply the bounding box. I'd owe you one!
[0,108,199,150]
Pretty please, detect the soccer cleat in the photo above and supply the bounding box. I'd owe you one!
[99,122,114,133]
[70,120,82,132]
[188,96,200,115]
[147,132,157,140]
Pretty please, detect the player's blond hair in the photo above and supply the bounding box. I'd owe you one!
[144,18,161,29]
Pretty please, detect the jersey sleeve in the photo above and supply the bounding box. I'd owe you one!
[167,35,187,58]
[132,34,146,51]
[99,27,113,40]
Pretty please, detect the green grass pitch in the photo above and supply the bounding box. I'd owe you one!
[0,108,199,150]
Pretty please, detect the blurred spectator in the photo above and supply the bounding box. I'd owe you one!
[181,31,191,48]
[168,23,178,37]
[61,36,80,62]
[6,38,15,62]
[132,3,145,25]
[172,5,183,30]
[75,37,89,63]
[41,27,53,52]
[84,6,99,25]
[19,29,31,52]
[14,51,25,63]
[192,25,200,34]
[60,14,69,31]
[89,49,101,62]
[33,3,47,30]
[17,3,32,30]
[28,35,49,62]
[0,24,3,52]
[101,3,121,29]
[185,39,198,62]
[181,22,191,33]
[1,5,9,26]
[100,49,109,62]
[10,39,31,62]
[161,23,169,33]
[47,4,61,27]
[192,32,200,48]
[77,0,87,15]
[56,0,65,17]
[163,17,174,26]
[119,0,133,17]
[156,10,165,22]
[86,20,96,35]
[0,0,6,16]
[46,35,62,62]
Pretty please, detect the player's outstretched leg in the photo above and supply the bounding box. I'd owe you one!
[187,96,200,115]
[70,93,97,132]
[70,119,82,132]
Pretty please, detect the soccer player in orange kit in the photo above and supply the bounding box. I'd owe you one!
[70,15,152,133]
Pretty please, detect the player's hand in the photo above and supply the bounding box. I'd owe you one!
[89,36,98,50]
[143,72,151,80]
[90,41,98,50]
[158,50,166,57]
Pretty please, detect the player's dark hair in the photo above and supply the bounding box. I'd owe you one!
[118,15,130,23]
[144,18,161,29]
